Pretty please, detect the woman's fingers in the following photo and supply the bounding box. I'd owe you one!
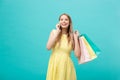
[56,23,60,30]
[74,30,80,37]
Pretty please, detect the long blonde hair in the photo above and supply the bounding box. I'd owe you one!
[57,13,74,49]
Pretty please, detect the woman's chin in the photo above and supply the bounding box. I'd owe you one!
[61,26,68,29]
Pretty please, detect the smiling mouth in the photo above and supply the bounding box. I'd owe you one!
[62,24,67,26]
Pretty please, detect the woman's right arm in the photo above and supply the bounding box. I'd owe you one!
[46,29,60,50]
[46,23,61,50]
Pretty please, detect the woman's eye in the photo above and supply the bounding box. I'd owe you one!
[65,19,68,21]
[60,19,63,21]
[60,18,68,21]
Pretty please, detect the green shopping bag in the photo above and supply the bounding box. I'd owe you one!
[79,34,101,55]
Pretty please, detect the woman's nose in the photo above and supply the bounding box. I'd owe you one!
[62,20,65,22]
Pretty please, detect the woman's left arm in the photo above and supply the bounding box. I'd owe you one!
[73,31,81,58]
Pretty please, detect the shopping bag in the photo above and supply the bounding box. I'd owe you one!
[81,34,101,55]
[78,34,99,64]
[78,37,92,64]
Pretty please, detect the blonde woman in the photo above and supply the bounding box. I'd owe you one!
[46,13,81,80]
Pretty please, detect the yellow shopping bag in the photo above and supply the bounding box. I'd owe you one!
[79,36,97,64]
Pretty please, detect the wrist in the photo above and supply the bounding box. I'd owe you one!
[74,35,79,39]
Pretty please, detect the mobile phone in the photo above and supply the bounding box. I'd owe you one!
[59,26,62,30]
[58,23,62,30]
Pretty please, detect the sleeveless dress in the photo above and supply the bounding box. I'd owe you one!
[46,33,77,80]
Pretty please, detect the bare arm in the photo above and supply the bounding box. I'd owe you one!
[46,23,61,50]
[73,31,81,58]
[46,30,57,50]
[46,29,61,50]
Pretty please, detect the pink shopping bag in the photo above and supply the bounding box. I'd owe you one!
[78,36,97,64]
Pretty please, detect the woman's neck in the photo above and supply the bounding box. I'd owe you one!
[61,28,68,34]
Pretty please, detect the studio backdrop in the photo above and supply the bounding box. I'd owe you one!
[0,0,120,80]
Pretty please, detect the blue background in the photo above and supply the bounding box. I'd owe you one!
[0,0,120,80]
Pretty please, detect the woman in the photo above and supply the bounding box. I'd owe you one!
[46,13,81,80]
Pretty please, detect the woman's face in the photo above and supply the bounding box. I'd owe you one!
[59,15,70,29]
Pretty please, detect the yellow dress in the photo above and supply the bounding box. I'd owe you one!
[46,34,77,80]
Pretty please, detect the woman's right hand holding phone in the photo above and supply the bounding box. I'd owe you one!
[46,23,61,50]
[55,23,61,36]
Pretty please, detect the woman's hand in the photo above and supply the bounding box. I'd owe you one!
[55,23,61,35]
[73,30,80,39]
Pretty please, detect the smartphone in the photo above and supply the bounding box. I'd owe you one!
[58,23,62,30]
[59,26,62,30]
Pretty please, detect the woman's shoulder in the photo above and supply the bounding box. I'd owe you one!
[52,29,56,32]
[51,29,56,34]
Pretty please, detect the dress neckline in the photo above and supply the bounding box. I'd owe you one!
[62,33,68,35]
[62,34,68,37]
